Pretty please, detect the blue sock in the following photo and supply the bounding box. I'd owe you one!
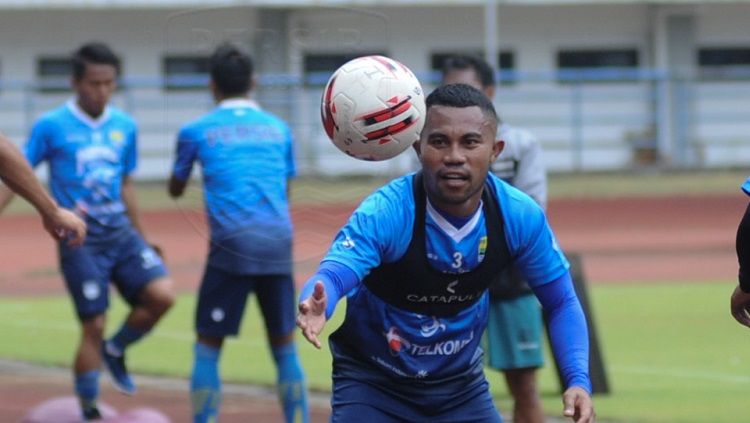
[75,370,100,413]
[191,342,222,423]
[108,324,147,355]
[272,343,308,423]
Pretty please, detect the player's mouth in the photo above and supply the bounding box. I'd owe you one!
[438,171,470,188]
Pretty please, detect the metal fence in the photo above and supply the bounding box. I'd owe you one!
[1,68,749,180]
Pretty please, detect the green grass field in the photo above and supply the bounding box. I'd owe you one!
[1,281,748,423]
[2,169,749,422]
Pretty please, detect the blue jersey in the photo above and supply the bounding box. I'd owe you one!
[25,101,137,242]
[742,177,750,196]
[172,99,296,274]
[322,173,568,383]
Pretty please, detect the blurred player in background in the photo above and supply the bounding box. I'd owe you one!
[442,55,548,422]
[0,42,175,420]
[297,84,593,422]
[731,177,750,327]
[168,43,308,423]
[0,133,86,244]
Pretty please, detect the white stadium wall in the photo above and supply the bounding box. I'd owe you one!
[0,3,748,177]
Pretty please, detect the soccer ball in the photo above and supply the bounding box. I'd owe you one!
[321,55,426,161]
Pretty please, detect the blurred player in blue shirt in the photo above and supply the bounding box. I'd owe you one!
[168,43,308,423]
[442,54,549,423]
[0,43,175,420]
[297,84,594,422]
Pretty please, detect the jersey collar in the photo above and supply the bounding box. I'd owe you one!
[67,99,112,129]
[218,98,261,110]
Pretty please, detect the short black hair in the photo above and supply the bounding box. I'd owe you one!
[209,43,253,96]
[441,55,495,89]
[426,83,498,122]
[72,42,121,80]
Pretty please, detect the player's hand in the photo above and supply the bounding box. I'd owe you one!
[730,285,750,327]
[43,207,86,247]
[562,386,595,423]
[296,281,327,349]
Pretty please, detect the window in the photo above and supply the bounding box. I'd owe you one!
[162,56,209,90]
[37,57,72,92]
[557,48,639,82]
[698,47,750,79]
[303,52,386,86]
[429,50,516,84]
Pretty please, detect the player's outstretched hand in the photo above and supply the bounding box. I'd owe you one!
[43,208,86,247]
[297,281,327,349]
[562,386,595,423]
[730,285,750,327]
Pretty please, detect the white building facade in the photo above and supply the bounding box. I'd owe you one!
[0,1,748,177]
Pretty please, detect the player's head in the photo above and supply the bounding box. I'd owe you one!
[71,42,120,118]
[209,43,254,100]
[414,83,503,216]
[440,55,496,99]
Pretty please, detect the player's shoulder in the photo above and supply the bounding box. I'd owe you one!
[742,176,750,196]
[106,107,137,127]
[487,173,543,218]
[358,173,416,215]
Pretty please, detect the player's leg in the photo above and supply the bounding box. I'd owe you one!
[503,368,544,423]
[105,233,172,395]
[255,274,308,423]
[59,242,110,420]
[486,294,545,423]
[191,265,253,423]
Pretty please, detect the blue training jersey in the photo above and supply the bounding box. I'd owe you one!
[172,99,296,274]
[322,172,569,383]
[742,177,750,196]
[25,100,136,242]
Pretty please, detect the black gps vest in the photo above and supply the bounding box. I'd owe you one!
[362,173,513,317]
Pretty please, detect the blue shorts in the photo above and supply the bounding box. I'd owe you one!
[485,293,544,370]
[330,374,502,423]
[194,265,296,338]
[59,228,168,321]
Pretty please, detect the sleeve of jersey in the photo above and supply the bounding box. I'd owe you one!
[532,272,592,393]
[505,194,569,287]
[742,177,750,197]
[322,183,412,281]
[24,120,51,167]
[299,261,360,319]
[737,200,750,292]
[171,127,199,181]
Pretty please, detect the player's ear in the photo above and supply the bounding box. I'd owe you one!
[492,139,505,161]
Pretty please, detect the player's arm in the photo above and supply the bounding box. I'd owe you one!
[168,128,198,199]
[532,273,595,422]
[731,200,750,327]
[121,175,146,235]
[513,133,548,209]
[168,175,188,198]
[0,135,85,245]
[297,261,359,349]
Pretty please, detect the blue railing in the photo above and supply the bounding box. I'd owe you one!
[1,68,749,178]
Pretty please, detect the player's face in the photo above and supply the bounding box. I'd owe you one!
[415,105,502,217]
[72,62,117,118]
[442,69,493,98]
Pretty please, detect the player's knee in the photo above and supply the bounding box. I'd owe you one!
[143,278,175,316]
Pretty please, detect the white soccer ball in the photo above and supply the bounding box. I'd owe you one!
[321,55,426,161]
